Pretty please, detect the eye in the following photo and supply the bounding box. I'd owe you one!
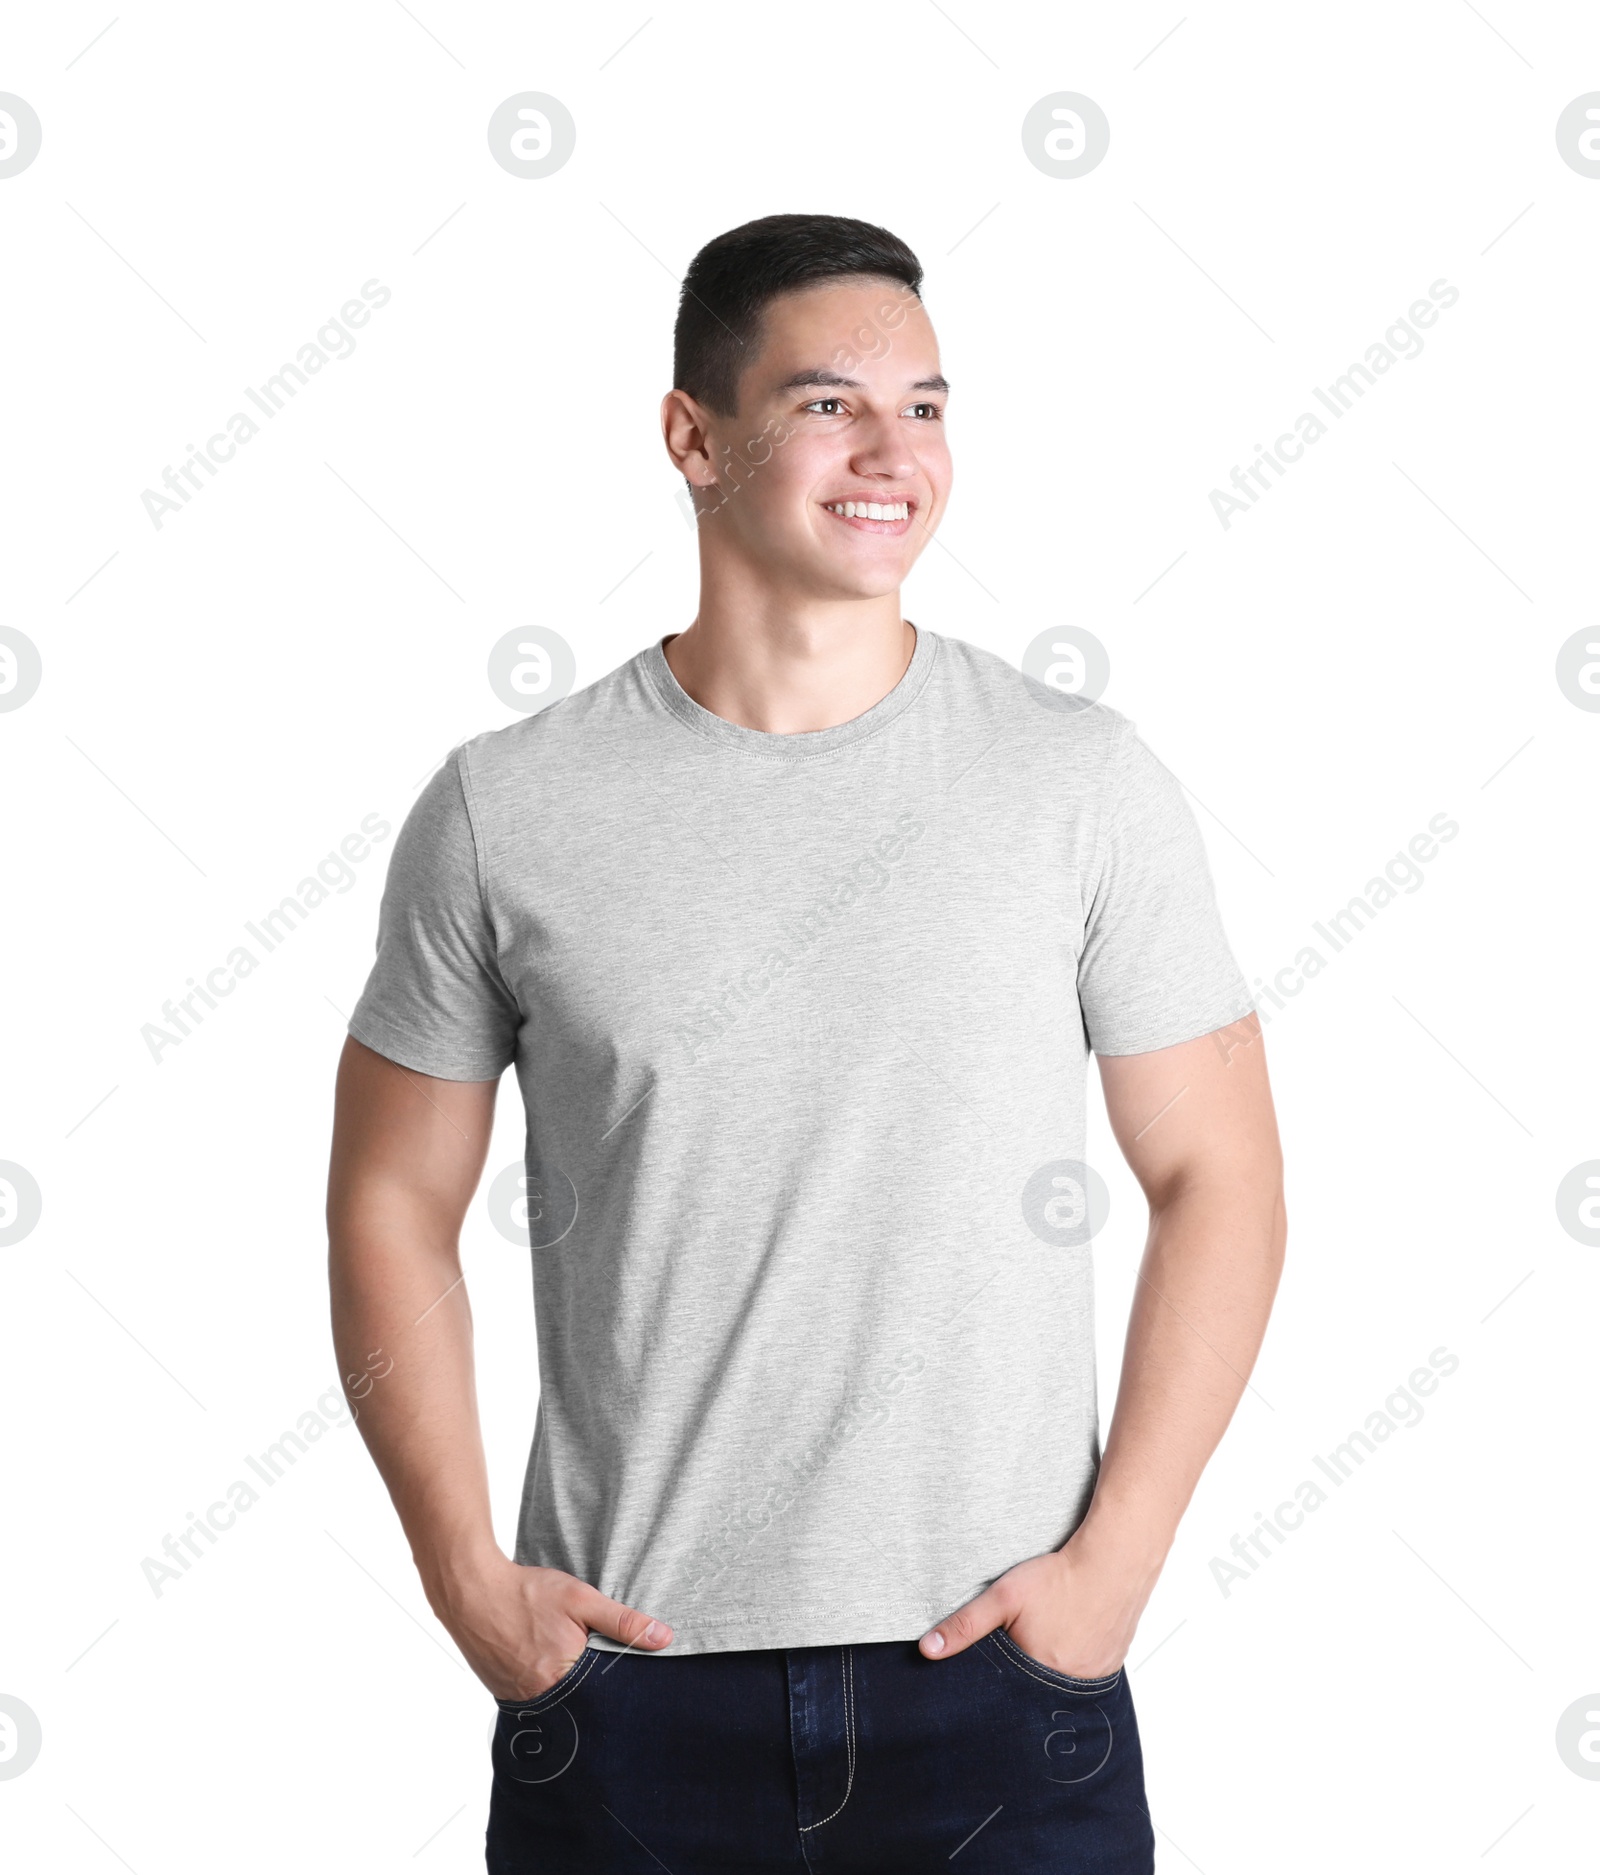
[906,403,944,421]
[803,397,845,416]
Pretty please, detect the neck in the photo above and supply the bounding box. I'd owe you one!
[662,602,916,736]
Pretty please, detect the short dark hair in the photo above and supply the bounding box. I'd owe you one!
[672,213,924,420]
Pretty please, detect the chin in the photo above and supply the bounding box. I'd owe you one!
[827,572,904,602]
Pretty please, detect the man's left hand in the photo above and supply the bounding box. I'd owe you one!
[917,1531,1160,1677]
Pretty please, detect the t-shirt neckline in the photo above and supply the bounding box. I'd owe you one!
[639,622,939,759]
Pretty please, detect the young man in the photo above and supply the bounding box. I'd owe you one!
[328,213,1286,1873]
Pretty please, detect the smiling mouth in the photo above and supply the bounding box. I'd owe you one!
[820,498,916,536]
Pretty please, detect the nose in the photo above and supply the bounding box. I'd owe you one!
[851,428,915,483]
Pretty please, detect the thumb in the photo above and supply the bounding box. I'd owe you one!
[920,1581,1012,1661]
[570,1585,675,1653]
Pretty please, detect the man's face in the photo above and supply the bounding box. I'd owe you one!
[692,277,952,599]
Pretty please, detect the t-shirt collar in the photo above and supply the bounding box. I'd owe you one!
[640,622,939,758]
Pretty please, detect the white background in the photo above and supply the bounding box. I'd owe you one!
[2,2,1596,1868]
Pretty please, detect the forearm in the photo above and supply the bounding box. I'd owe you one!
[324,1047,671,1693]
[1073,1171,1287,1581]
[329,1196,500,1599]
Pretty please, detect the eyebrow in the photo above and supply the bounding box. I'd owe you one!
[772,367,950,395]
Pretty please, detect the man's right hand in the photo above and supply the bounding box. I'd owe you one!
[327,1041,675,1702]
[425,1550,675,1700]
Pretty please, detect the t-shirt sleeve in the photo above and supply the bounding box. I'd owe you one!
[1076,715,1256,1056]
[347,745,521,1081]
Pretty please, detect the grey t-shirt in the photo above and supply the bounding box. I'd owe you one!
[348,626,1253,1654]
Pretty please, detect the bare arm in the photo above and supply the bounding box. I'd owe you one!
[920,1013,1286,1672]
[327,1035,673,1696]
[1079,1013,1286,1572]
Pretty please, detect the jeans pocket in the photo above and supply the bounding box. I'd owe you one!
[494,1645,598,1713]
[986,1627,1123,1694]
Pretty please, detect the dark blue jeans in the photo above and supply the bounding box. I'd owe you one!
[486,1632,1155,1871]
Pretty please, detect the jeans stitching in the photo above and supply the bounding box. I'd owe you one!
[797,1645,857,1831]
[987,1629,1123,1693]
[495,1646,601,1715]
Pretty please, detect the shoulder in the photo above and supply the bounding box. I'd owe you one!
[451,647,649,809]
[929,627,1131,773]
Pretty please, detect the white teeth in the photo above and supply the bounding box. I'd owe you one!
[827,501,908,520]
